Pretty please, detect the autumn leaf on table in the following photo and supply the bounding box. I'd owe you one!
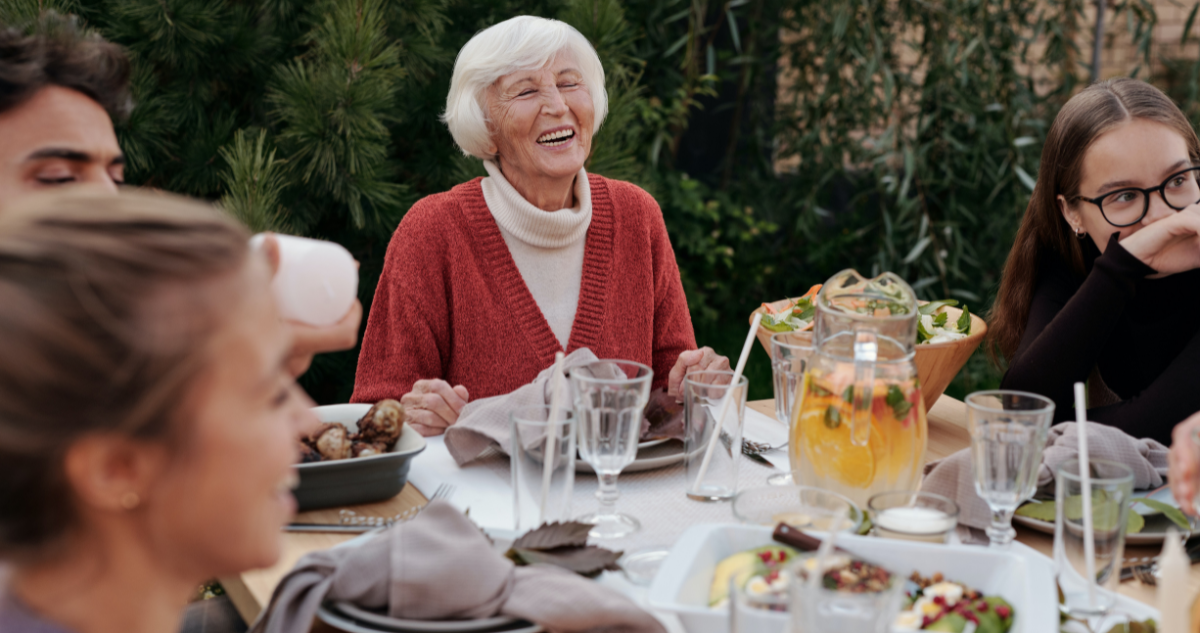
[510,521,591,550]
[504,522,623,578]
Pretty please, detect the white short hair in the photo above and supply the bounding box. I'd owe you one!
[442,16,607,160]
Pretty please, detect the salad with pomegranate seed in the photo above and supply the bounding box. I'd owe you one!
[894,572,1015,633]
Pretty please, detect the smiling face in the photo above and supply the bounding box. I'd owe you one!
[141,256,314,577]
[0,86,124,209]
[1061,118,1196,253]
[485,49,595,189]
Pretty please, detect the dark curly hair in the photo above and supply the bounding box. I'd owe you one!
[0,11,131,121]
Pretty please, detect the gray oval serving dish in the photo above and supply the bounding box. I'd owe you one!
[294,404,426,511]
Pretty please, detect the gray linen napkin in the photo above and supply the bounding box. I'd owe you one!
[444,349,603,465]
[250,501,665,633]
[921,422,1169,531]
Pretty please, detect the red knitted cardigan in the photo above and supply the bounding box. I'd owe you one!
[350,173,697,404]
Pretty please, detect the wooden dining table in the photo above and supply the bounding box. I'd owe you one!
[220,394,1192,627]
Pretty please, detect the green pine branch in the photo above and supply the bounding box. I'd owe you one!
[218,128,290,233]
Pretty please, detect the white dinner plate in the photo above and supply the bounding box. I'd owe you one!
[575,439,688,474]
[318,603,542,633]
[1130,484,1176,516]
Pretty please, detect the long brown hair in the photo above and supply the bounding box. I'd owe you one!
[988,78,1200,362]
[0,189,250,559]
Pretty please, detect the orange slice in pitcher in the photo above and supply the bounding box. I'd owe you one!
[798,401,879,488]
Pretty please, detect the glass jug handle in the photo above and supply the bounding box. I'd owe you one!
[851,327,878,447]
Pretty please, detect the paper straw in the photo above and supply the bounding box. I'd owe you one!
[691,313,761,492]
[1074,381,1098,611]
[539,351,565,523]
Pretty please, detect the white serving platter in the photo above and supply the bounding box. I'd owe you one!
[647,523,1058,633]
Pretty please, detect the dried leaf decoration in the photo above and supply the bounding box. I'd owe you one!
[504,522,623,578]
[510,521,591,550]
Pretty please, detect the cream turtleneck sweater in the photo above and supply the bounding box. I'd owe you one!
[480,160,592,348]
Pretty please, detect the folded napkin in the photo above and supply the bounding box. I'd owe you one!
[921,422,1169,531]
[250,500,665,633]
[444,348,600,465]
[444,350,687,466]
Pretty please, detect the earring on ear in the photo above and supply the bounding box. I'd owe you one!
[1075,226,1087,240]
[119,491,141,510]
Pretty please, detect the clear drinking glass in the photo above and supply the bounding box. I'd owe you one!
[965,390,1055,548]
[789,554,905,633]
[732,485,863,533]
[771,331,813,427]
[867,491,959,544]
[684,370,749,501]
[569,359,653,539]
[769,332,812,486]
[729,574,789,633]
[1053,459,1134,618]
[510,405,576,532]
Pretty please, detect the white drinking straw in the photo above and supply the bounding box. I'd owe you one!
[539,351,566,522]
[691,313,761,492]
[1074,381,1098,611]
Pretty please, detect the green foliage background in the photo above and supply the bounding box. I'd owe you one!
[3,0,1195,402]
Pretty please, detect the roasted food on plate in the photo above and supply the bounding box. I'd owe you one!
[300,399,406,463]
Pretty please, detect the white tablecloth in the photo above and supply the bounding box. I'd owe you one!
[406,408,790,551]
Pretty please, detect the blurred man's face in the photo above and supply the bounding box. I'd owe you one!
[0,85,123,207]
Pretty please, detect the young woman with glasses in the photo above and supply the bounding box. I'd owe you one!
[989,78,1200,444]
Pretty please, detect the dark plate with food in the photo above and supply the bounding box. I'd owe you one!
[295,402,426,511]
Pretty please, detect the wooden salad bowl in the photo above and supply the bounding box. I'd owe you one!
[750,298,988,411]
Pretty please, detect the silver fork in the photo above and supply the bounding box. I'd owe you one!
[1130,563,1159,586]
[743,438,787,455]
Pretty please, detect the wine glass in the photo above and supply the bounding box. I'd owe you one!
[965,390,1055,548]
[569,360,653,539]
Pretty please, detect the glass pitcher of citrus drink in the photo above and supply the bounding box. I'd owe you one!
[788,270,927,508]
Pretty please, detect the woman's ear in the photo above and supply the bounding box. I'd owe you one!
[1058,194,1083,234]
[63,434,169,513]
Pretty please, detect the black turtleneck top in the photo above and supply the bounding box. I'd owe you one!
[1000,233,1200,445]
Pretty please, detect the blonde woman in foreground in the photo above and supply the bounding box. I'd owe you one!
[0,190,312,633]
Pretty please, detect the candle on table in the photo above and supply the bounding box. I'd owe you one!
[873,506,957,543]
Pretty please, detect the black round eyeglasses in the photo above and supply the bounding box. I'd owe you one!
[1070,166,1200,227]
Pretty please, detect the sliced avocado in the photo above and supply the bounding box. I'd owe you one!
[979,597,1015,633]
[707,545,798,606]
[926,613,968,633]
[709,551,760,606]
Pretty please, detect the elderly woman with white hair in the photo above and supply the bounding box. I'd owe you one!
[352,15,728,435]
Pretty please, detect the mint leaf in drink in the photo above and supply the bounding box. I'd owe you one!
[825,406,842,429]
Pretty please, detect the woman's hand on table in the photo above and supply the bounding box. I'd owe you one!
[667,347,731,398]
[402,380,470,436]
[1120,204,1200,277]
[1169,411,1200,515]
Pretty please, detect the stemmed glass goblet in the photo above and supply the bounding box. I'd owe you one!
[965,390,1055,548]
[569,360,653,539]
